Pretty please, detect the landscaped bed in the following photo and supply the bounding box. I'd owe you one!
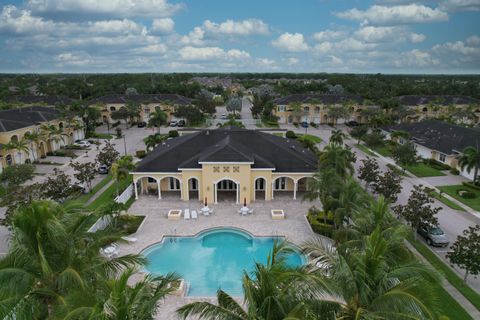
[437,185,480,211]
[430,191,465,211]
[355,144,377,157]
[86,176,133,211]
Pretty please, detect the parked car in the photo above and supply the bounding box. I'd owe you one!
[417,225,450,247]
[75,140,91,148]
[300,121,309,128]
[220,114,228,120]
[169,121,178,127]
[346,120,359,127]
[137,121,146,128]
[177,120,185,127]
[71,184,87,194]
[98,165,109,174]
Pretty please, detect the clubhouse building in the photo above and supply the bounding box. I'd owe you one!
[131,127,317,205]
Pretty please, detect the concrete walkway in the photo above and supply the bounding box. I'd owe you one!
[85,179,114,205]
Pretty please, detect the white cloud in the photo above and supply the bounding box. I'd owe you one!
[439,0,480,12]
[287,57,299,65]
[54,52,92,66]
[151,18,174,34]
[87,19,145,35]
[313,42,333,54]
[409,32,426,43]
[178,46,250,61]
[202,19,269,36]
[354,26,425,43]
[271,32,309,52]
[466,35,480,46]
[180,27,205,46]
[329,55,343,65]
[395,49,439,67]
[337,38,378,51]
[313,30,346,41]
[0,5,54,35]
[26,0,183,18]
[134,44,168,55]
[433,40,480,55]
[336,4,449,25]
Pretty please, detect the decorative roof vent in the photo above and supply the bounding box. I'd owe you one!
[206,130,210,135]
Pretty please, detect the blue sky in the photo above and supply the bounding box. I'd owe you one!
[0,0,479,73]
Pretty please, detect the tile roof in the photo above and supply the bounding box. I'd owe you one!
[4,95,72,105]
[382,120,480,155]
[395,95,479,106]
[134,127,318,173]
[274,94,363,105]
[0,106,60,132]
[89,93,193,105]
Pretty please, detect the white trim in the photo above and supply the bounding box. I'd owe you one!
[253,176,267,201]
[198,161,254,165]
[272,172,315,175]
[251,168,275,171]
[131,172,181,175]
[179,168,202,171]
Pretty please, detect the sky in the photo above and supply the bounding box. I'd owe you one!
[0,0,479,74]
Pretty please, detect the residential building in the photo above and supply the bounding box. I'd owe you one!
[131,127,317,205]
[0,106,84,172]
[395,95,480,124]
[273,94,365,124]
[88,94,193,124]
[4,95,73,106]
[382,120,480,180]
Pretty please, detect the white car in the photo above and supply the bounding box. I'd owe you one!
[75,140,91,148]
[220,114,228,119]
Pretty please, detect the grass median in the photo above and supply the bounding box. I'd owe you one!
[438,185,480,211]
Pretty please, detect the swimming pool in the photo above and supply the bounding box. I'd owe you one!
[141,227,305,296]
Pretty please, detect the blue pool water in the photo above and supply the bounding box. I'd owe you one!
[142,228,305,296]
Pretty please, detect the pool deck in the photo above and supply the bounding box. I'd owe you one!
[123,195,327,319]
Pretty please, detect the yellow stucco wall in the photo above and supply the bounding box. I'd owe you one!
[132,165,314,204]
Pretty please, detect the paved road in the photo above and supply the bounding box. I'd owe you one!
[240,97,257,129]
[283,123,480,292]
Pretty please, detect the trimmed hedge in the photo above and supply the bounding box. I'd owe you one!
[458,190,476,199]
[168,130,179,138]
[307,206,335,238]
[136,150,146,158]
[424,158,451,170]
[462,181,480,190]
[450,168,460,175]
[286,130,297,139]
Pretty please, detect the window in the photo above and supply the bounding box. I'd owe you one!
[189,179,198,190]
[110,106,116,111]
[169,178,180,190]
[5,154,12,166]
[275,177,287,190]
[439,153,446,163]
[303,106,310,113]
[399,137,405,145]
[315,106,320,114]
[147,177,156,183]
[278,105,286,112]
[255,179,265,190]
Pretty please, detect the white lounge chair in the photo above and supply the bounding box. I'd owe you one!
[209,208,214,215]
[121,236,137,243]
[191,210,198,219]
[101,244,119,258]
[202,209,210,216]
[248,209,254,214]
[184,209,191,220]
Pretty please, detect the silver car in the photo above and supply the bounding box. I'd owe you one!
[417,225,449,247]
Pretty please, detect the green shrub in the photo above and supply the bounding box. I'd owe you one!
[111,121,121,128]
[307,213,334,238]
[136,150,146,158]
[462,181,480,190]
[168,130,179,138]
[292,122,299,127]
[310,122,318,128]
[449,168,460,175]
[458,190,476,199]
[424,158,451,170]
[286,130,297,139]
[115,127,122,139]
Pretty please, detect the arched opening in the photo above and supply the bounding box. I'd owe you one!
[287,115,293,124]
[188,177,200,201]
[254,177,266,201]
[322,114,328,124]
[5,154,13,166]
[102,115,108,124]
[296,177,311,199]
[59,122,64,130]
[422,107,428,113]
[69,132,74,145]
[137,176,160,197]
[10,135,18,144]
[38,142,46,158]
[215,179,238,203]
[159,176,182,199]
[272,176,295,200]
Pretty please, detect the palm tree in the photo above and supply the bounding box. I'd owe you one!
[0,200,143,319]
[334,177,368,228]
[59,268,179,320]
[303,227,441,320]
[144,134,166,152]
[329,129,346,146]
[13,138,30,163]
[24,131,41,162]
[148,109,167,134]
[289,102,303,123]
[459,145,480,185]
[318,143,355,180]
[1,142,17,165]
[390,130,410,142]
[177,242,338,320]
[111,155,135,196]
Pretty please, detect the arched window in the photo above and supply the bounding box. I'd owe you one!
[6,154,13,166]
[303,106,310,113]
[110,106,116,112]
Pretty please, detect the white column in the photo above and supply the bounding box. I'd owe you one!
[179,181,184,201]
[272,181,275,200]
[134,180,138,200]
[157,179,161,200]
[236,183,240,204]
[293,181,298,200]
[214,183,217,204]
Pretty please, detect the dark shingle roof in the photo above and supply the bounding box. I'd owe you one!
[134,127,318,173]
[0,106,60,132]
[89,94,193,105]
[4,95,72,105]
[395,95,479,106]
[274,94,363,105]
[382,120,480,155]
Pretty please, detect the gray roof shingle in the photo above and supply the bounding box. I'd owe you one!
[274,94,363,105]
[0,106,60,132]
[395,95,479,106]
[134,127,318,173]
[89,94,193,105]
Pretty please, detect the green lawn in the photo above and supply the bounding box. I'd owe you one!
[408,235,480,313]
[298,134,322,144]
[63,174,113,207]
[371,145,393,157]
[404,163,446,177]
[86,176,132,211]
[431,191,465,211]
[437,185,480,211]
[355,144,377,157]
